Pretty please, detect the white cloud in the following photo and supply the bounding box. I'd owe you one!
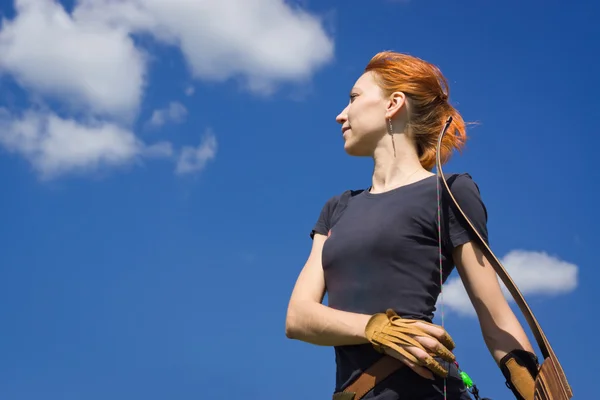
[439,250,579,317]
[0,108,150,179]
[438,278,474,317]
[0,0,333,179]
[176,131,217,175]
[143,141,174,158]
[148,101,187,128]
[73,0,335,93]
[0,0,146,121]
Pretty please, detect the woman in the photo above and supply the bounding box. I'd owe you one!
[285,51,540,400]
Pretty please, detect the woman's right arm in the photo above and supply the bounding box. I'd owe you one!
[285,233,372,346]
[286,233,460,380]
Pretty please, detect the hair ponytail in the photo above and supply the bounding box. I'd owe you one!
[417,102,466,170]
[365,51,468,170]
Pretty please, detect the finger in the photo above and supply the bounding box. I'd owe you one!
[399,345,449,378]
[414,322,455,350]
[422,356,449,378]
[402,336,456,363]
[414,321,455,346]
[413,335,455,362]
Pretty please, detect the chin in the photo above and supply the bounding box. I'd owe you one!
[343,131,379,157]
[343,141,371,157]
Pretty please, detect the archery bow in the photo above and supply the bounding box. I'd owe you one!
[435,116,573,400]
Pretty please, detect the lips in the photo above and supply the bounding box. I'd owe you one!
[342,127,350,135]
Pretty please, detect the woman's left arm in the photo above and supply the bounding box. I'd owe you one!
[453,240,534,364]
[447,175,540,399]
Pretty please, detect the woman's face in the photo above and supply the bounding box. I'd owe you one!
[336,71,390,156]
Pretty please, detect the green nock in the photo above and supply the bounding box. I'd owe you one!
[460,371,473,388]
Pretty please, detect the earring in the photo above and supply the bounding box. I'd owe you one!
[387,118,396,157]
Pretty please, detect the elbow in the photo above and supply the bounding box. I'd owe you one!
[285,320,297,339]
[285,312,298,339]
[284,303,303,339]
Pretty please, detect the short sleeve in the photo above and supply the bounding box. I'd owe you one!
[445,173,489,249]
[310,195,340,239]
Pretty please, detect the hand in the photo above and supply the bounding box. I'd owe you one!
[380,328,452,380]
[365,309,456,380]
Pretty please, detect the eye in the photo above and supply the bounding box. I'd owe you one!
[349,93,358,102]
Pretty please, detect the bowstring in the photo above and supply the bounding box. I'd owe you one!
[435,118,487,400]
[436,168,447,400]
[436,117,454,400]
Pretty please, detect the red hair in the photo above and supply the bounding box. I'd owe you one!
[364,51,467,170]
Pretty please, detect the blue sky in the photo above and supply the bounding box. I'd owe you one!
[0,0,597,399]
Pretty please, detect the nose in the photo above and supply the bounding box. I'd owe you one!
[336,105,348,125]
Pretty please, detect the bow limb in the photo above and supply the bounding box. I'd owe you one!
[435,117,573,399]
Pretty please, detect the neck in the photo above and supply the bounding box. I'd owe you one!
[369,134,433,194]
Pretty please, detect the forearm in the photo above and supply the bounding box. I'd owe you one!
[454,242,536,364]
[285,300,371,346]
[478,304,535,364]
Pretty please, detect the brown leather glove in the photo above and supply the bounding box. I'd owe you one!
[364,309,456,377]
[499,349,539,400]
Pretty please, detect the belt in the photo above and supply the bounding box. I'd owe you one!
[332,356,405,400]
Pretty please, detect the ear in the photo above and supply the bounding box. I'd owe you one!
[385,91,407,119]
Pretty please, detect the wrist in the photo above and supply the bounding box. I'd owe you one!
[499,349,539,400]
[356,314,372,340]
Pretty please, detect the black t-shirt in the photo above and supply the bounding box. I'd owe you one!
[311,173,489,398]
